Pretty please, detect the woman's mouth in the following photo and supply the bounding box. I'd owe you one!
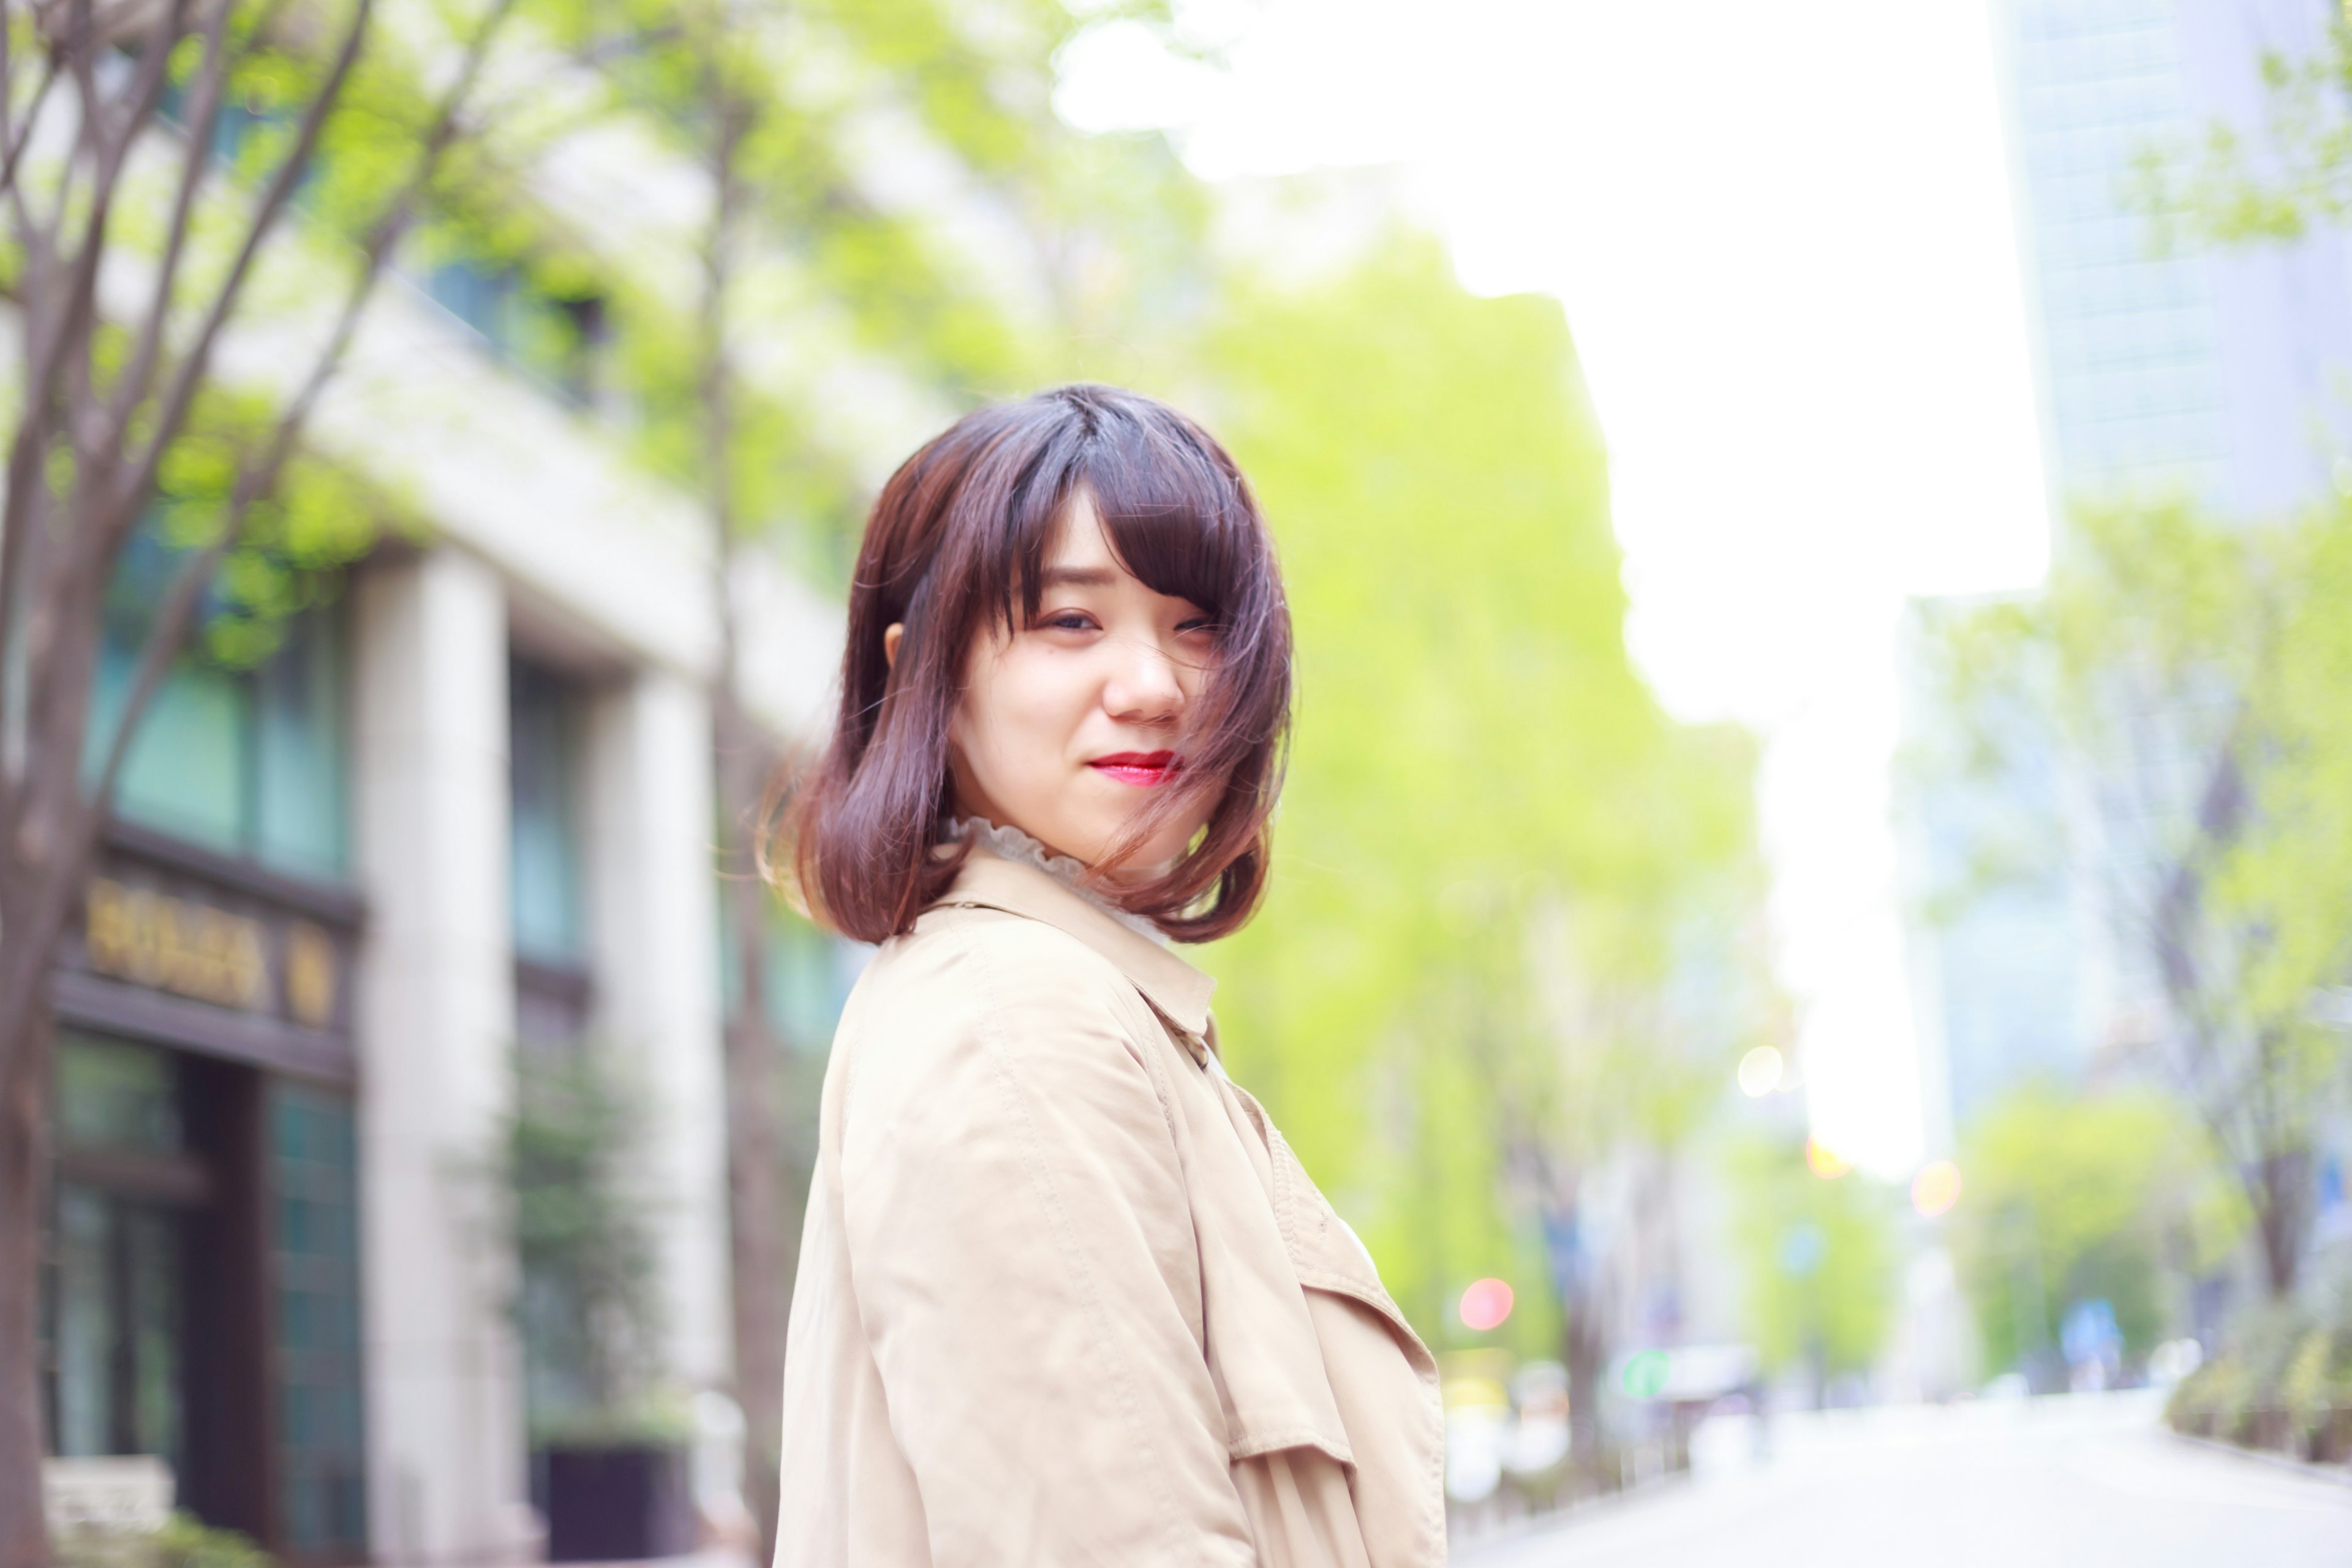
[1088,750,1183,787]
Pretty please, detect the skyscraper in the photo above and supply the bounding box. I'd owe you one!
[2000,0,2352,514]
[1902,0,2352,1152]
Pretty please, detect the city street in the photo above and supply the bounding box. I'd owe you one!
[1458,1393,2352,1567]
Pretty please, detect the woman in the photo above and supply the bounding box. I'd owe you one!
[774,385,1445,1567]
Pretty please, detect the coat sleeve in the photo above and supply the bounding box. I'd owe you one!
[839,925,1256,1567]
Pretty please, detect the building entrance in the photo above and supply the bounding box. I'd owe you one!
[46,1036,198,1471]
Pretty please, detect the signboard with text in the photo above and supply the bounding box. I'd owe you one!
[51,834,359,1078]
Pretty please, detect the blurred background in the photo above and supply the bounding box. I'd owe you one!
[7,0,2352,1564]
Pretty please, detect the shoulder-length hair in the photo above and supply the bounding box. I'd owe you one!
[779,384,1292,944]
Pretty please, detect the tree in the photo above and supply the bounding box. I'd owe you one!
[502,1040,669,1435]
[1947,1083,2237,1381]
[510,4,1193,1551]
[1199,229,1773,1472]
[1724,1139,1898,1395]
[2130,12,2352,246]
[0,2,522,1558]
[1924,501,2352,1298]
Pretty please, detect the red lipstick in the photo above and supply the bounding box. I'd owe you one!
[1089,750,1183,787]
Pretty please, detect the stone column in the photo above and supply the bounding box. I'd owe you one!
[351,548,527,1565]
[581,668,731,1395]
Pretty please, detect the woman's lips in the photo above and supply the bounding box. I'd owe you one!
[1089,750,1183,787]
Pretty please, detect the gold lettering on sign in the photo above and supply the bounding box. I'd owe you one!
[284,921,339,1028]
[84,878,271,1012]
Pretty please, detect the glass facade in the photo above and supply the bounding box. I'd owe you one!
[55,1036,185,1155]
[2006,0,2230,502]
[270,1084,368,1556]
[424,256,609,410]
[1920,1,2352,1145]
[718,894,862,1057]
[49,1190,184,1463]
[43,1038,190,1468]
[510,657,588,965]
[86,532,352,880]
[254,614,353,878]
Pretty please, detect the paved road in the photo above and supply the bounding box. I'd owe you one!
[1457,1392,2352,1567]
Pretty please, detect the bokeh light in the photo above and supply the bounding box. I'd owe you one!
[1459,1277,1515,1332]
[1736,1045,1784,1097]
[1911,1159,1963,1217]
[1621,1349,1671,1400]
[1804,1137,1853,1180]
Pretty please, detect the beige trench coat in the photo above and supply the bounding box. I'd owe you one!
[774,847,1447,1568]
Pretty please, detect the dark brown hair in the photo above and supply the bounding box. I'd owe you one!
[779,384,1292,944]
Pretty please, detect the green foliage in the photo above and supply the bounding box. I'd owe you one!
[147,1517,267,1568]
[1722,1139,1899,1379]
[503,0,1197,580]
[5,0,497,712]
[2131,18,2352,247]
[1949,1084,2237,1375]
[1196,232,1771,1344]
[2168,1292,2352,1453]
[143,385,412,669]
[53,1515,268,1568]
[500,1041,671,1438]
[1920,498,2352,1294]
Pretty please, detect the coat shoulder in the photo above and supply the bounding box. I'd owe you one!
[831,906,1180,1175]
[846,905,1150,1058]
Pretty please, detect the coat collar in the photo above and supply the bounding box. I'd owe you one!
[932,846,1218,1042]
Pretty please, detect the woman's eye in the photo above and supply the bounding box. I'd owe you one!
[1043,612,1096,631]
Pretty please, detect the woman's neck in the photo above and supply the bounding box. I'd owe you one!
[947,816,1167,943]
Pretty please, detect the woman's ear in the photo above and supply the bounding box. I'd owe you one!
[883,622,903,670]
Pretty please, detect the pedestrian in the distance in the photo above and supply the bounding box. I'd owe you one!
[772,384,1446,1566]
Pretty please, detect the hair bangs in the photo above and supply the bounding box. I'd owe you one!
[1077,406,1255,627]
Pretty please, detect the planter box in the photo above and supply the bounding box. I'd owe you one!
[537,1443,695,1563]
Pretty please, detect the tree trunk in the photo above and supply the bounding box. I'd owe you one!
[0,8,510,1556]
[1561,1285,1607,1486]
[0,1009,54,1568]
[2255,1148,2310,1300]
[697,87,790,1564]
[718,705,786,1567]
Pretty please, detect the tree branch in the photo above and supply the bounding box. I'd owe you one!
[88,0,523,843]
[0,0,522,1098]
[0,0,187,777]
[8,0,185,526]
[105,0,377,542]
[106,0,237,442]
[0,58,58,197]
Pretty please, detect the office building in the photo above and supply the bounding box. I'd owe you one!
[20,23,1022,1560]
[1901,0,2352,1154]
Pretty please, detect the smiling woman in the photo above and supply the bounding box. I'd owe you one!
[930,489,1222,874]
[770,385,1446,1568]
[786,383,1291,941]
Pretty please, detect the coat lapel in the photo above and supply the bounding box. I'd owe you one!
[928,851,1356,1464]
[936,850,1215,1059]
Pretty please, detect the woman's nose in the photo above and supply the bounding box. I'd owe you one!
[1105,636,1186,722]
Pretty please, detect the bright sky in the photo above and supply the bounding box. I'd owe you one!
[1058,0,2054,1175]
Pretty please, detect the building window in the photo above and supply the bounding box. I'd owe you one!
[423,254,611,412]
[718,891,862,1057]
[42,1037,192,1468]
[86,533,352,881]
[254,614,351,876]
[270,1083,368,1556]
[510,657,588,968]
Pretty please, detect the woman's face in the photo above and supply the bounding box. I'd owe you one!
[944,492,1220,878]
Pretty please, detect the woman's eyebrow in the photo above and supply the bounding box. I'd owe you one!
[1037,565,1120,590]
